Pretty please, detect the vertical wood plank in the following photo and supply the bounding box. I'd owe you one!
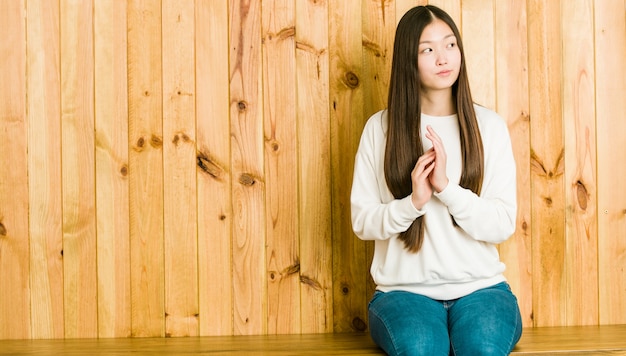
[362,0,394,117]
[162,0,198,337]
[0,0,30,340]
[128,0,165,337]
[94,0,131,337]
[196,0,233,336]
[60,0,98,338]
[596,0,626,325]
[527,0,566,327]
[361,0,395,301]
[262,0,300,335]
[462,0,495,109]
[494,0,533,328]
[330,0,368,333]
[296,0,333,334]
[561,0,598,326]
[229,0,267,335]
[26,0,64,340]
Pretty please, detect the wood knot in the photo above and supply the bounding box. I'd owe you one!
[341,284,349,295]
[543,196,553,206]
[135,136,145,150]
[120,164,128,176]
[576,180,588,211]
[237,101,247,112]
[172,133,191,146]
[197,151,224,179]
[282,260,300,276]
[352,317,367,332]
[344,71,359,89]
[239,173,256,186]
[0,222,6,236]
[300,275,323,290]
[267,139,280,153]
[150,134,163,148]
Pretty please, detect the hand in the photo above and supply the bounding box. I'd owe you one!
[425,125,449,192]
[410,147,436,210]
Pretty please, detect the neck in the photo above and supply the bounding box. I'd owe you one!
[420,89,455,116]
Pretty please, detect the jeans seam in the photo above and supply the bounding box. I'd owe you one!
[504,303,522,354]
[369,302,401,355]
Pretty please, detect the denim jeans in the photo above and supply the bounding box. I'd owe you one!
[368,282,522,356]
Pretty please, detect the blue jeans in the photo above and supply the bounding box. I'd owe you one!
[368,282,522,356]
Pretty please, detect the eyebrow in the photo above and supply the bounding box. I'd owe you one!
[418,33,456,45]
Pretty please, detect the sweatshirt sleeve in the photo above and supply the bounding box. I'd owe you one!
[350,114,423,241]
[434,113,517,243]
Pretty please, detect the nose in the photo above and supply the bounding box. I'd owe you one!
[436,50,447,66]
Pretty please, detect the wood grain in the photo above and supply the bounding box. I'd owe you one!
[461,0,495,109]
[195,0,233,336]
[362,0,393,118]
[26,0,64,340]
[0,0,30,340]
[229,0,267,335]
[94,0,131,338]
[561,0,598,326]
[296,0,333,334]
[127,0,165,337]
[494,0,533,328]
[162,0,198,337]
[330,0,368,333]
[262,0,300,335]
[1,325,626,355]
[0,0,625,339]
[60,0,97,338]
[528,0,566,327]
[596,0,626,325]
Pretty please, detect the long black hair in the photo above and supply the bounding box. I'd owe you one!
[384,5,484,253]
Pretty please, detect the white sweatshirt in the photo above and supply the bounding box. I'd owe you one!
[350,105,517,300]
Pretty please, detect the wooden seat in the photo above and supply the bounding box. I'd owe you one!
[0,325,625,355]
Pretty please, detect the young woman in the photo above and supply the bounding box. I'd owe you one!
[350,5,522,356]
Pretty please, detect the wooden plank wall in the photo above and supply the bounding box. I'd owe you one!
[0,0,625,339]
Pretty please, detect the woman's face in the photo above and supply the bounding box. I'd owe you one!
[417,19,461,94]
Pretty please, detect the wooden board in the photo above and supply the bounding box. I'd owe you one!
[362,0,394,118]
[0,0,30,340]
[0,0,625,340]
[127,0,165,337]
[26,0,64,340]
[94,0,131,338]
[262,0,301,335]
[195,0,233,336]
[527,0,566,327]
[561,0,598,326]
[1,326,626,355]
[329,0,368,333]
[229,0,267,335]
[596,0,626,325]
[494,0,533,328]
[461,0,495,109]
[162,0,198,337]
[60,0,98,338]
[296,0,333,334]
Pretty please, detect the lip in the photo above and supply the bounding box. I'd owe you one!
[437,69,453,76]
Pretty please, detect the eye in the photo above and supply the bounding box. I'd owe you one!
[446,42,456,48]
[421,48,433,54]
